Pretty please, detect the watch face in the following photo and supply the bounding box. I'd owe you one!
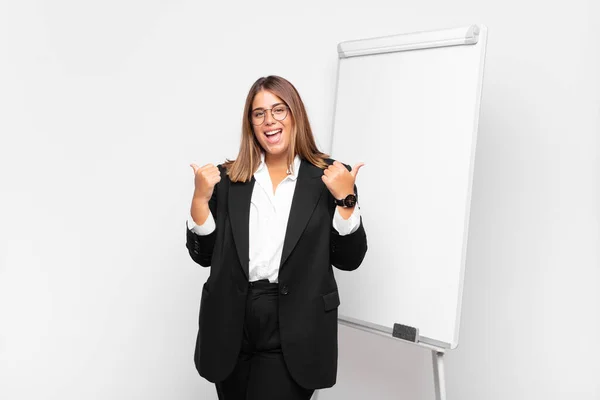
[343,194,357,207]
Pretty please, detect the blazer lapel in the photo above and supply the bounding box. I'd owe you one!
[229,177,255,279]
[280,160,325,268]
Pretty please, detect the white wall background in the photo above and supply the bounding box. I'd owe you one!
[1,1,598,399]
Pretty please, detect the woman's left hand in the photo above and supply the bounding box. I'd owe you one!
[321,161,364,200]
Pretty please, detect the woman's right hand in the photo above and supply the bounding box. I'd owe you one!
[190,163,221,203]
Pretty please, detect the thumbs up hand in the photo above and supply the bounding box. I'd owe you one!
[190,163,221,203]
[321,161,364,201]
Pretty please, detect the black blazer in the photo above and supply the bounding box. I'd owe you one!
[185,158,367,389]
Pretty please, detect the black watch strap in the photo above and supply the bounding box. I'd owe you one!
[334,193,358,208]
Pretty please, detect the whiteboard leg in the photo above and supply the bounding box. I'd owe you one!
[312,389,320,400]
[432,351,447,400]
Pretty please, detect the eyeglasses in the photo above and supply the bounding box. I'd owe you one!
[250,104,289,126]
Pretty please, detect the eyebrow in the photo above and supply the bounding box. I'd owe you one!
[251,102,285,112]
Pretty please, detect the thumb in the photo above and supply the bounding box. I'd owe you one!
[190,163,200,174]
[350,162,365,178]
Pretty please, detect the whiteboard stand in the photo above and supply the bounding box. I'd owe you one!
[322,23,488,400]
[432,350,446,400]
[330,22,487,351]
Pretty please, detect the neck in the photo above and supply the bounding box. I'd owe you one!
[265,153,290,171]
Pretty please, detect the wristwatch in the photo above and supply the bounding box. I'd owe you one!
[334,193,358,208]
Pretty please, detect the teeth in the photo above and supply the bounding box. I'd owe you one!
[265,129,282,136]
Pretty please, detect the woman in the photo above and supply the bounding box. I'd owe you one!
[186,75,367,400]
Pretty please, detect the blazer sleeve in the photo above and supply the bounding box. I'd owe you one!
[185,166,221,267]
[330,184,368,271]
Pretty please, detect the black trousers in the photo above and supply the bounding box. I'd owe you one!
[215,280,314,400]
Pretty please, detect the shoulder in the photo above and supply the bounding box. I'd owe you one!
[323,158,351,172]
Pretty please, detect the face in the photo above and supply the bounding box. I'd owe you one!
[250,90,294,159]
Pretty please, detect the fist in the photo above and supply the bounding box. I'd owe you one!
[190,163,221,203]
[321,161,364,200]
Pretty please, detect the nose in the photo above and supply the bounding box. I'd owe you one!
[264,110,276,125]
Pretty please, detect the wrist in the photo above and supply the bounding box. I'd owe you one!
[190,201,210,226]
[191,197,209,210]
[335,186,355,199]
[334,192,358,208]
[336,204,355,220]
[192,191,210,204]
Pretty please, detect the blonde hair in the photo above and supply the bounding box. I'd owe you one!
[223,76,329,182]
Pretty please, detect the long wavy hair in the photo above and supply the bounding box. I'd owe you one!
[223,75,329,182]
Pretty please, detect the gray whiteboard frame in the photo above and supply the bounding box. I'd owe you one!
[330,25,488,350]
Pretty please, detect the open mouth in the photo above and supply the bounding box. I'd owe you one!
[264,129,282,143]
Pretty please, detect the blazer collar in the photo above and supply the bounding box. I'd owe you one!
[228,176,255,279]
[280,159,325,269]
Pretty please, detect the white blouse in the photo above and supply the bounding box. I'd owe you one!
[187,155,361,283]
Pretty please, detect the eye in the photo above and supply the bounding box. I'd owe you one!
[253,111,264,118]
[273,107,285,114]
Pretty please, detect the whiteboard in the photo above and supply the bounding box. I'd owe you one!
[331,25,487,349]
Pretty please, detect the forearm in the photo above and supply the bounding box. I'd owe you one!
[190,194,211,226]
[187,173,220,266]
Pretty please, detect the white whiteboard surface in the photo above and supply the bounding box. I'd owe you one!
[331,25,487,349]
